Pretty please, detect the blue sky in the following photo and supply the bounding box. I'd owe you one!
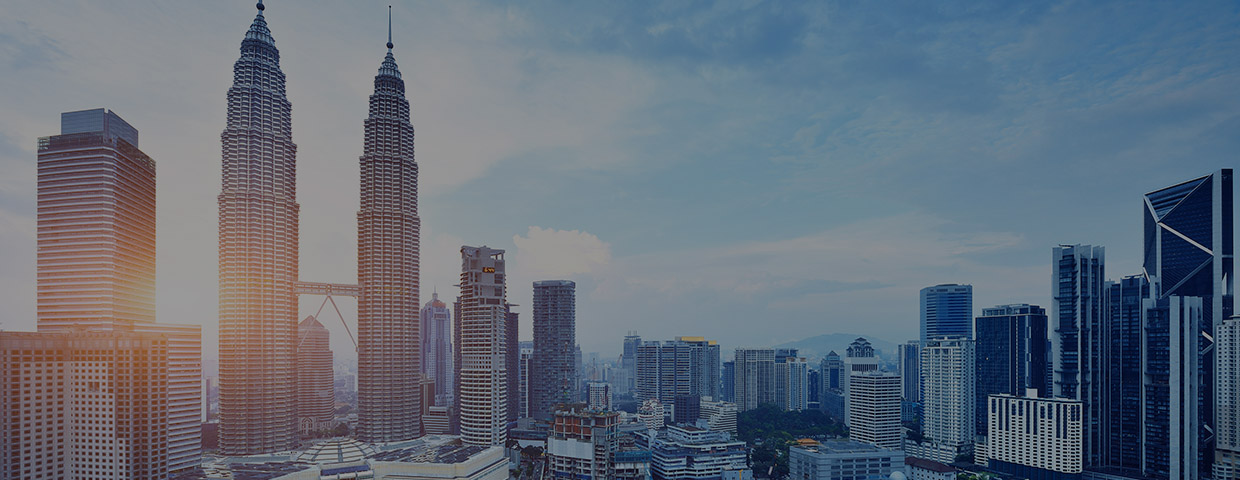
[1,1,1237,364]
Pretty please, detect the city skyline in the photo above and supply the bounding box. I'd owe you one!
[2,1,1240,362]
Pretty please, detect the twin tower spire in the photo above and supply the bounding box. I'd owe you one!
[218,1,421,454]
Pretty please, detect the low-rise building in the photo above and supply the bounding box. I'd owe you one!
[984,394,1083,480]
[905,456,954,480]
[788,440,903,480]
[643,425,747,479]
[699,400,738,436]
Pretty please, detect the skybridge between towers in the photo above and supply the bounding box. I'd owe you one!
[295,281,361,351]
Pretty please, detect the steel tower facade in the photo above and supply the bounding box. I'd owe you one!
[217,2,300,454]
[356,16,422,442]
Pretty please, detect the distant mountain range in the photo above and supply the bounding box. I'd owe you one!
[774,333,904,362]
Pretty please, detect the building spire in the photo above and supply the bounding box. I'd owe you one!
[257,0,264,14]
[387,5,394,51]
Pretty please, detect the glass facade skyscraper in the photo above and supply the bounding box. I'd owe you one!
[1051,244,1106,466]
[921,284,974,343]
[1142,169,1233,479]
[421,293,453,407]
[973,304,1047,437]
[1103,275,1148,471]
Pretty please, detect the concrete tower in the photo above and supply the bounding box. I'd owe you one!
[457,246,508,446]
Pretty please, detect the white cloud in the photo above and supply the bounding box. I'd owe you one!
[512,226,612,280]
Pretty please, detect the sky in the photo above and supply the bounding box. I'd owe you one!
[1,1,1238,368]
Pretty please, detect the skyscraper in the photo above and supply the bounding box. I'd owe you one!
[531,280,577,419]
[296,316,334,437]
[217,2,300,454]
[1143,169,1233,479]
[518,341,533,418]
[37,108,202,472]
[847,372,903,450]
[421,292,453,407]
[920,284,974,343]
[37,108,152,329]
[1104,275,1148,471]
[898,341,920,403]
[622,333,642,394]
[974,304,1048,436]
[636,337,721,404]
[505,304,520,423]
[356,10,422,443]
[913,336,975,464]
[1142,296,1204,479]
[457,246,508,446]
[821,351,843,390]
[721,360,735,403]
[734,348,775,411]
[843,338,879,425]
[1051,244,1105,466]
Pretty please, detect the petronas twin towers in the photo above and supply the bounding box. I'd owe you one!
[218,2,421,454]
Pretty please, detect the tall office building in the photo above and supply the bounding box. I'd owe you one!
[1143,296,1205,479]
[457,246,509,446]
[505,305,520,423]
[531,280,577,419]
[636,337,721,404]
[1216,315,1240,480]
[1,331,171,480]
[37,108,152,328]
[898,341,920,403]
[622,334,641,394]
[1104,275,1148,471]
[356,13,422,442]
[848,372,903,450]
[912,336,975,464]
[974,304,1048,436]
[422,292,454,407]
[821,351,843,390]
[518,342,533,418]
[721,360,735,403]
[842,338,879,425]
[1051,244,1106,467]
[920,284,974,343]
[1143,170,1232,480]
[734,348,775,411]
[781,355,810,411]
[36,108,202,471]
[296,316,334,437]
[217,2,300,454]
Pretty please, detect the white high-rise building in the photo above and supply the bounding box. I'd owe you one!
[911,336,975,464]
[733,348,775,411]
[588,382,613,411]
[217,2,300,454]
[699,400,738,436]
[297,316,334,436]
[1214,315,1240,479]
[985,394,1083,477]
[847,372,902,450]
[35,107,202,473]
[457,246,509,446]
[842,338,879,425]
[784,357,810,411]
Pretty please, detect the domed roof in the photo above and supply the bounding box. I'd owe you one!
[296,438,376,464]
[889,472,908,480]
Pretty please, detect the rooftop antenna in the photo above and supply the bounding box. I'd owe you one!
[387,5,394,51]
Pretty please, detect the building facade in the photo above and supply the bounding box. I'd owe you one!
[637,337,721,405]
[297,316,334,437]
[974,303,1048,436]
[899,341,921,403]
[915,336,975,464]
[457,246,509,446]
[217,3,300,454]
[1216,315,1240,480]
[1103,275,1148,471]
[422,293,454,407]
[847,373,903,450]
[1052,244,1106,466]
[985,394,1083,480]
[843,338,879,425]
[532,280,577,420]
[547,406,620,480]
[36,108,202,471]
[788,441,903,480]
[733,348,775,411]
[644,425,748,480]
[920,284,974,343]
[588,383,613,411]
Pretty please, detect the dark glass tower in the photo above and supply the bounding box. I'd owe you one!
[531,280,577,419]
[973,303,1048,436]
[1051,244,1105,465]
[1104,275,1148,472]
[357,10,422,442]
[218,1,300,454]
[1142,169,1232,479]
[921,284,974,343]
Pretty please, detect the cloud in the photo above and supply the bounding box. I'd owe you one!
[512,226,612,280]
